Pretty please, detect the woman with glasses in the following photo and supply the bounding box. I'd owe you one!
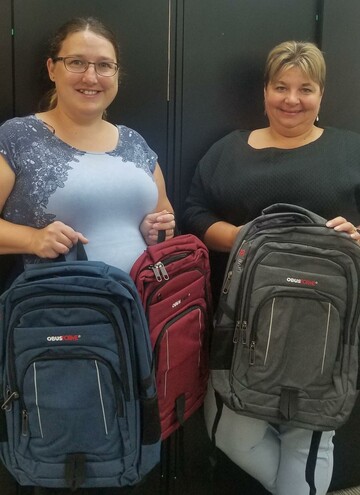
[0,17,174,271]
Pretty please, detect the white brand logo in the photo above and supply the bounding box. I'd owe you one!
[286,277,317,286]
[47,335,81,342]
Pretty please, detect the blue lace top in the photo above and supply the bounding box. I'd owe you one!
[0,115,158,272]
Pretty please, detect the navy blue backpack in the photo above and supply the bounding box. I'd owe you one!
[0,257,161,489]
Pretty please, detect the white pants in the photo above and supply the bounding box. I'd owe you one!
[204,386,334,495]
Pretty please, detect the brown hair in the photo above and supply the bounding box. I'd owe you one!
[264,41,326,93]
[40,17,121,112]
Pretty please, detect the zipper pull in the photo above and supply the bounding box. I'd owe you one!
[223,270,233,294]
[1,389,19,411]
[249,341,256,365]
[151,264,162,282]
[233,320,241,343]
[157,262,169,281]
[22,409,29,436]
[241,321,248,345]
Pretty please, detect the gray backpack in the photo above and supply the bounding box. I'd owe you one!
[210,204,360,494]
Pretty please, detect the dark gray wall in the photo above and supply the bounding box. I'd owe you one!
[320,0,360,133]
[8,0,171,185]
[0,1,13,124]
[174,0,319,211]
[1,0,360,213]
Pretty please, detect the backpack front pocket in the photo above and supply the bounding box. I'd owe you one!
[155,306,207,397]
[231,246,349,395]
[18,353,128,461]
[154,306,208,428]
[233,292,341,392]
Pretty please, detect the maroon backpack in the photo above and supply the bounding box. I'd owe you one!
[130,234,212,440]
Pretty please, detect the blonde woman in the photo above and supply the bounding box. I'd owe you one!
[183,41,360,495]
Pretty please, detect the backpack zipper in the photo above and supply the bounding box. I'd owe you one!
[1,387,19,411]
[151,262,169,281]
[147,252,190,282]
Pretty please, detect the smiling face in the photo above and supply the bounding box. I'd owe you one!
[47,30,119,119]
[264,66,323,137]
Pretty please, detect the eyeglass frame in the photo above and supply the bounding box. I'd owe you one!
[52,56,119,77]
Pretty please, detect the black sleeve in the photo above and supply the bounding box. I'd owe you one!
[181,155,223,240]
[181,136,230,240]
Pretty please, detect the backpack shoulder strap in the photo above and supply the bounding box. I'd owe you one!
[211,390,224,446]
[305,430,323,495]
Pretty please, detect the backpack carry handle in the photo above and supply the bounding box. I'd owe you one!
[57,241,88,262]
[157,230,166,243]
[262,203,327,225]
[21,243,112,282]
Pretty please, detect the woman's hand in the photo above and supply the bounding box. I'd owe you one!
[326,217,360,240]
[29,221,89,258]
[204,222,242,252]
[140,210,175,245]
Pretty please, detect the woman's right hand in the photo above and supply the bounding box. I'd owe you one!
[326,216,360,241]
[29,221,89,258]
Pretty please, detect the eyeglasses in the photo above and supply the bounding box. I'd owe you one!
[52,57,119,77]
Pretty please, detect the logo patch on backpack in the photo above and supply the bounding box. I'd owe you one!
[286,277,318,286]
[46,334,82,342]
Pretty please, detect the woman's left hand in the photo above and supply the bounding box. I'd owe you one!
[140,209,175,245]
[326,216,360,240]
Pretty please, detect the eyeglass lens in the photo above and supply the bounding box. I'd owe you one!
[62,57,118,76]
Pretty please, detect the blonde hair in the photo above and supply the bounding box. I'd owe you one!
[264,41,326,93]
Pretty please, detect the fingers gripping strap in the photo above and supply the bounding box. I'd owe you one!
[59,242,88,262]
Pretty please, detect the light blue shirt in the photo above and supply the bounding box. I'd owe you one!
[0,115,158,272]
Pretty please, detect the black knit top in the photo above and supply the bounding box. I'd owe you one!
[182,127,360,300]
[183,127,360,238]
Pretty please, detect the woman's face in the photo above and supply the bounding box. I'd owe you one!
[264,66,323,137]
[47,30,119,119]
